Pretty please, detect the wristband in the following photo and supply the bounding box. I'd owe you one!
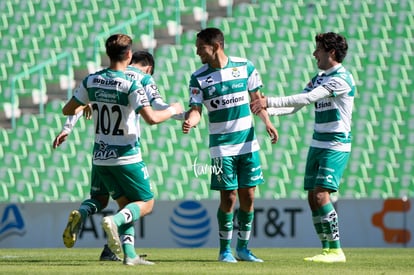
[167,106,177,116]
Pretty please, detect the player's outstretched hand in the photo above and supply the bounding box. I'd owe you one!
[52,131,69,149]
[182,119,193,134]
[267,124,279,144]
[250,96,268,115]
[83,104,92,120]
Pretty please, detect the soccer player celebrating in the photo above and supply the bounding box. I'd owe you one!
[61,34,183,265]
[182,27,278,263]
[250,32,355,263]
[56,50,183,261]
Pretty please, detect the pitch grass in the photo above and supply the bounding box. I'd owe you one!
[0,248,413,274]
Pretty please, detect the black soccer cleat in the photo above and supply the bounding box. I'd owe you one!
[99,244,122,261]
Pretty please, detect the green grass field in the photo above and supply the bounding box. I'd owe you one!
[0,248,413,274]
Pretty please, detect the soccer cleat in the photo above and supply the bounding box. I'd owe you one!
[236,248,264,262]
[304,248,330,261]
[99,244,122,261]
[304,249,346,263]
[124,255,155,266]
[218,250,238,263]
[102,216,122,255]
[62,210,82,248]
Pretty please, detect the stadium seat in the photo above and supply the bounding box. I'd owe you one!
[3,153,21,173]
[0,167,15,187]
[185,178,210,200]
[339,176,367,199]
[261,176,287,199]
[0,183,9,202]
[33,181,59,202]
[366,176,394,199]
[58,180,84,202]
[9,182,34,203]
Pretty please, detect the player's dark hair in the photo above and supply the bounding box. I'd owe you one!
[130,51,155,75]
[197,27,225,49]
[315,32,348,63]
[105,34,132,62]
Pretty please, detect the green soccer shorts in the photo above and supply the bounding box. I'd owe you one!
[94,162,154,202]
[210,151,264,191]
[304,147,350,192]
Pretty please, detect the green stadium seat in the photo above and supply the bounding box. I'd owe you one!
[185,178,210,200]
[3,152,21,172]
[366,176,394,199]
[9,182,34,203]
[7,140,28,158]
[58,180,85,202]
[32,181,59,202]
[45,151,70,172]
[0,167,15,187]
[255,1,280,18]
[157,177,184,200]
[339,176,367,199]
[261,176,287,199]
[0,183,9,202]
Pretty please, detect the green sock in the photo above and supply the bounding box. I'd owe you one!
[78,199,102,223]
[113,203,141,226]
[318,203,341,249]
[236,209,253,250]
[119,223,136,258]
[217,208,233,253]
[311,210,329,249]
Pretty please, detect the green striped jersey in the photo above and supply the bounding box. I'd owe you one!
[125,66,162,104]
[74,68,149,165]
[305,64,356,152]
[189,56,262,158]
[125,65,164,137]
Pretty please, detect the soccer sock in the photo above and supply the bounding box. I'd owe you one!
[119,223,136,258]
[217,208,233,253]
[236,209,253,250]
[318,202,341,249]
[113,203,141,227]
[78,199,102,223]
[311,210,329,250]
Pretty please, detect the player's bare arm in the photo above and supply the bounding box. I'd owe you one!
[139,102,183,125]
[62,97,85,116]
[250,96,268,115]
[250,91,278,144]
[182,105,201,134]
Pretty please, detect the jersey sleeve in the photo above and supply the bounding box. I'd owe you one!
[246,60,263,93]
[143,74,163,104]
[188,75,203,106]
[322,75,353,97]
[73,78,89,105]
[129,80,150,113]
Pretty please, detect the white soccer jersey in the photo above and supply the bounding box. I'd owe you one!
[189,56,262,158]
[74,68,149,166]
[304,64,355,151]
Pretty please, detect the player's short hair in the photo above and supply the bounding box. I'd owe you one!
[130,51,155,75]
[196,27,225,49]
[315,32,348,63]
[105,34,132,62]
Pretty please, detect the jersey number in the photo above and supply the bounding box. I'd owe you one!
[91,103,124,136]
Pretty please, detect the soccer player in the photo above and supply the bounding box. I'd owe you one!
[182,27,278,263]
[250,32,354,263]
[61,34,183,265]
[56,50,183,261]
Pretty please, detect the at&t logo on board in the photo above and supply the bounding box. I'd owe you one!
[169,201,211,248]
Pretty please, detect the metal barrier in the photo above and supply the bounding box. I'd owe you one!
[9,52,73,129]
